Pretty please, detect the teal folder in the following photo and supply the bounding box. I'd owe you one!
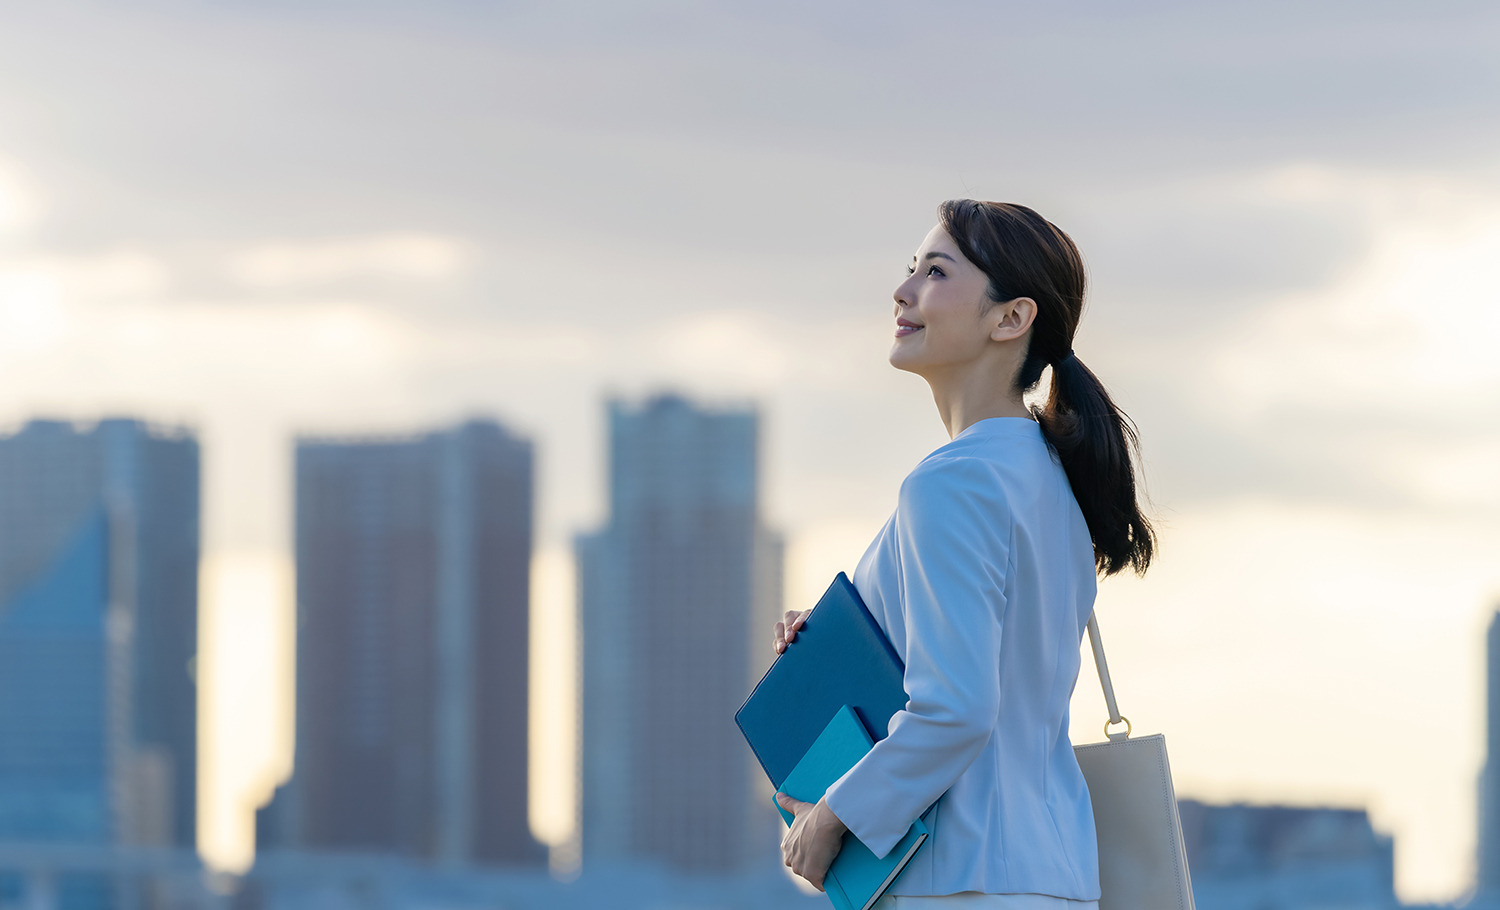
[775,705,929,910]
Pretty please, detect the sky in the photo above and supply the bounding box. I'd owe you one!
[1,1,1498,901]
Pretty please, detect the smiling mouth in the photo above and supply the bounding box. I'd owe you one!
[895,321,924,337]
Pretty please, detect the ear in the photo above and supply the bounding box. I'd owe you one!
[990,296,1037,343]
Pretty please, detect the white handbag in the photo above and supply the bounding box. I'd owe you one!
[1073,614,1196,910]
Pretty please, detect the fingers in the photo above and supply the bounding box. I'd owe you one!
[775,792,812,815]
[779,609,812,649]
[780,611,799,646]
[774,609,812,654]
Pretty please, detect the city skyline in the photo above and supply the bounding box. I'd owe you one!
[0,405,1489,909]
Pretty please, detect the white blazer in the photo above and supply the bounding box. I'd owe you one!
[824,417,1101,900]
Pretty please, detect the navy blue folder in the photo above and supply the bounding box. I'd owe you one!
[736,573,910,790]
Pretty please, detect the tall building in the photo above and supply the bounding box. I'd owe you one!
[578,395,781,872]
[261,419,541,866]
[1480,610,1500,898]
[0,419,200,850]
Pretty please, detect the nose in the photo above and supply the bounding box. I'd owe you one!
[894,277,915,308]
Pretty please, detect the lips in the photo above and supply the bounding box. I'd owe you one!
[895,317,924,338]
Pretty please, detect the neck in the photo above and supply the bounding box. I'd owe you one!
[925,360,1032,439]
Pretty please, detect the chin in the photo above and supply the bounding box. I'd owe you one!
[888,346,924,375]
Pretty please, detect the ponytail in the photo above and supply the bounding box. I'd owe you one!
[938,199,1155,577]
[1036,353,1154,576]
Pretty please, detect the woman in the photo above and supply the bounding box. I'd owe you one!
[772,200,1154,908]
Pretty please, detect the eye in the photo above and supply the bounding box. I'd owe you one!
[926,265,945,278]
[905,263,916,276]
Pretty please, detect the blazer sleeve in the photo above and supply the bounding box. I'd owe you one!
[823,456,1010,858]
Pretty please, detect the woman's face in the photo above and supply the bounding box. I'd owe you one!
[889,225,1006,377]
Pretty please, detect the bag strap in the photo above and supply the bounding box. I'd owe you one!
[1087,613,1132,740]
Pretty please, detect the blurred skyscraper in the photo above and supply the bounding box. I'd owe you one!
[258,419,541,866]
[577,395,782,872]
[1478,610,1500,900]
[0,418,199,905]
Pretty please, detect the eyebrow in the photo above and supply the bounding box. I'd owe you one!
[913,251,957,262]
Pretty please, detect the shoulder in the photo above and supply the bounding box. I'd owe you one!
[898,452,1012,528]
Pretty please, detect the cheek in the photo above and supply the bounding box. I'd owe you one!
[916,322,957,359]
[928,300,994,357]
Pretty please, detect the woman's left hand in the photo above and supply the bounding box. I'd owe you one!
[775,792,848,890]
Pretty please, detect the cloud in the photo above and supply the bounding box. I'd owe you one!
[1064,166,1500,517]
[0,268,64,350]
[1210,172,1500,410]
[226,233,468,288]
[0,249,171,353]
[0,156,42,236]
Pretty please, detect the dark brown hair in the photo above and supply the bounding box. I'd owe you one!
[938,199,1154,576]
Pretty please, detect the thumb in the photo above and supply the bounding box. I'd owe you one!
[775,792,812,815]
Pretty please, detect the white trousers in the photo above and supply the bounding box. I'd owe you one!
[874,894,1099,910]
